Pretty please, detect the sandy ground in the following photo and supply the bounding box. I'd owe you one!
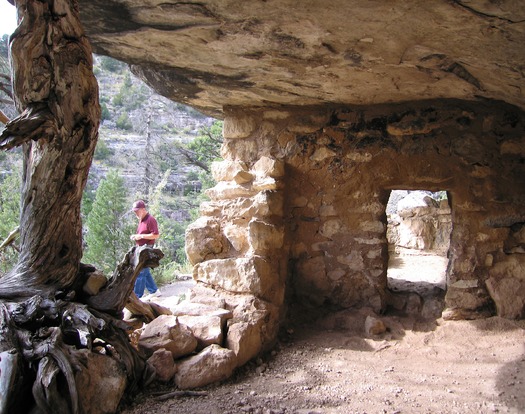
[121,255,525,414]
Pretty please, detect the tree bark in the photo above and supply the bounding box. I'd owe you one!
[0,2,159,413]
[0,0,100,299]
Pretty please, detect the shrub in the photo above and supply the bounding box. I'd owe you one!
[99,56,125,73]
[94,139,114,161]
[116,112,133,130]
[100,102,111,121]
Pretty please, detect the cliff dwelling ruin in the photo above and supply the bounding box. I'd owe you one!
[0,0,524,412]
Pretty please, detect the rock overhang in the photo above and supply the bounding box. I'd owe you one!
[77,0,525,118]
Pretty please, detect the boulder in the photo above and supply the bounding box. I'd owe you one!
[147,348,177,383]
[178,314,224,349]
[194,256,279,302]
[185,216,224,265]
[138,315,198,359]
[171,301,232,325]
[175,345,237,389]
[486,255,525,319]
[364,315,387,336]
[75,351,127,414]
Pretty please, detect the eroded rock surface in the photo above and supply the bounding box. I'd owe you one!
[78,1,525,117]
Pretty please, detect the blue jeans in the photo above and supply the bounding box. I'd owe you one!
[134,267,158,298]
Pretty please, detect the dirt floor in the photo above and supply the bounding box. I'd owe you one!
[120,254,525,414]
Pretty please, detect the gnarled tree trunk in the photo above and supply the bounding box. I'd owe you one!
[0,1,157,413]
[0,0,99,298]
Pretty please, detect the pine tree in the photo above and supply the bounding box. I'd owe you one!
[0,159,22,274]
[83,170,132,274]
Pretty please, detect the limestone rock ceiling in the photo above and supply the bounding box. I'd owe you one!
[78,0,525,117]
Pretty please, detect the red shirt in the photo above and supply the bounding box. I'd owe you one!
[136,213,159,246]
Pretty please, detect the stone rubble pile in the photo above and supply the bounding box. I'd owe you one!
[125,284,277,389]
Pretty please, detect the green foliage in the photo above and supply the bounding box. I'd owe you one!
[83,170,133,274]
[187,121,223,164]
[99,56,126,73]
[155,260,193,285]
[186,120,223,188]
[100,102,111,121]
[197,170,215,193]
[94,139,114,161]
[0,163,22,238]
[81,178,96,223]
[123,72,133,88]
[112,75,148,112]
[116,112,133,130]
[185,170,199,181]
[112,93,123,107]
[170,120,223,192]
[0,36,16,120]
[148,170,170,218]
[0,163,21,274]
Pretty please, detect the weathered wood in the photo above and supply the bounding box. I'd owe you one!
[61,301,106,348]
[0,304,25,414]
[0,0,100,299]
[126,293,157,322]
[87,246,164,315]
[125,291,172,324]
[0,103,56,150]
[82,306,154,399]
[0,1,154,411]
[0,227,20,253]
[33,354,77,414]
[1,291,152,413]
[0,249,164,413]
[0,350,20,414]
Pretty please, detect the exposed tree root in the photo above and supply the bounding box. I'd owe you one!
[0,246,164,413]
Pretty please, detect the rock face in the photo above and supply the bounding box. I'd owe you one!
[77,1,525,117]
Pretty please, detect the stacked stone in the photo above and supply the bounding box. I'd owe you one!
[184,113,286,378]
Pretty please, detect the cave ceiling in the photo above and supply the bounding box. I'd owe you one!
[77,0,525,118]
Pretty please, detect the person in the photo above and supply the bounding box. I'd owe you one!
[130,199,161,299]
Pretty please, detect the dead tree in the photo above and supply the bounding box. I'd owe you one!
[0,1,160,412]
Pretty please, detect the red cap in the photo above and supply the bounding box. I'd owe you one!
[132,200,146,211]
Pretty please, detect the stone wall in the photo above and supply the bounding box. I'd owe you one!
[185,99,525,356]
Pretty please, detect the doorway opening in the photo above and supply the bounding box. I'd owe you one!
[386,190,452,300]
